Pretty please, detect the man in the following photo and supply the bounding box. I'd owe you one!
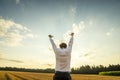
[48,33,74,80]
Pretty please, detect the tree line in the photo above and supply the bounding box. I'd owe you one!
[0,64,120,74]
[71,64,120,74]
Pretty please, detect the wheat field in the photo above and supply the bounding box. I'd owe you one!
[0,71,120,80]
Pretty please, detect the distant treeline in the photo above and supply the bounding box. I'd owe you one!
[0,64,120,74]
[0,67,54,73]
[71,64,120,74]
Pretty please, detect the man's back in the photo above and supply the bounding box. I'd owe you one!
[55,48,71,72]
[49,36,73,72]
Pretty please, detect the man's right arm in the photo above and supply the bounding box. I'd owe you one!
[68,33,74,48]
[48,35,57,50]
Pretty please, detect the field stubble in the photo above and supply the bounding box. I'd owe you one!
[0,71,120,80]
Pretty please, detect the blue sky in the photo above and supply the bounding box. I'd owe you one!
[0,0,120,69]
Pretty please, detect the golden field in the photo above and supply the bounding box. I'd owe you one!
[0,71,120,80]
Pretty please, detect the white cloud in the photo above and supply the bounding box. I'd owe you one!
[0,19,14,36]
[0,17,36,47]
[0,51,3,58]
[63,21,85,42]
[16,0,20,4]
[5,32,23,46]
[25,33,35,38]
[0,58,23,63]
[106,32,111,36]
[0,50,23,63]
[89,20,93,26]
[106,28,114,36]
[79,48,97,58]
[70,6,76,17]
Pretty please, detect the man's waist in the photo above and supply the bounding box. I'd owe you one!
[55,67,70,72]
[55,71,70,74]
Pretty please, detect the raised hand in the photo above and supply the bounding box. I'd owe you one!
[70,32,74,36]
[48,35,53,38]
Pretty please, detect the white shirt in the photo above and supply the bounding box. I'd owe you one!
[49,37,73,72]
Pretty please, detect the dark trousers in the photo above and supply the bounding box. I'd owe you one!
[53,71,71,80]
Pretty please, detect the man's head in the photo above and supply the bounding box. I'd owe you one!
[59,43,67,49]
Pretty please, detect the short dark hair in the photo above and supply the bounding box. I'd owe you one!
[59,43,67,49]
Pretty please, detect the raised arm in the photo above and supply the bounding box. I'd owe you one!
[68,33,74,48]
[48,35,57,50]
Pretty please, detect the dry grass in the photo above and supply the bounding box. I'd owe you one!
[72,74,120,80]
[0,71,120,80]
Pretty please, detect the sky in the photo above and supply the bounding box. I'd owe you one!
[0,0,120,69]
